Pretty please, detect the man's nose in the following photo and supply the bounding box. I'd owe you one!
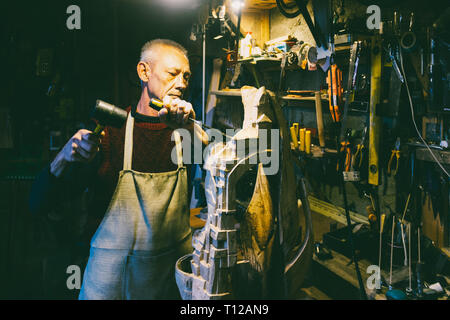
[175,74,188,90]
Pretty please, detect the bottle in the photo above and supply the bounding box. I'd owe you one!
[240,32,253,58]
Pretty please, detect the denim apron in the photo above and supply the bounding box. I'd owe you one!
[79,113,192,300]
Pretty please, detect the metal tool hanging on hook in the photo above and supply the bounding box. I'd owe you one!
[388,137,401,176]
[353,124,368,170]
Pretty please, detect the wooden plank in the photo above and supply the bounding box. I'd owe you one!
[313,249,387,300]
[416,147,450,165]
[308,196,369,226]
[210,89,329,102]
[211,89,243,96]
[190,208,206,230]
[247,0,277,10]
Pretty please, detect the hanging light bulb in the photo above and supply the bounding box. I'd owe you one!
[231,0,244,13]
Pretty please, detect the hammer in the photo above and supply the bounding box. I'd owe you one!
[91,100,128,135]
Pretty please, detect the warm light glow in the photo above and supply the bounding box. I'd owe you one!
[155,0,201,10]
[231,0,244,12]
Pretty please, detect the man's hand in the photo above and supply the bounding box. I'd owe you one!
[158,97,195,129]
[50,129,103,177]
[62,129,102,162]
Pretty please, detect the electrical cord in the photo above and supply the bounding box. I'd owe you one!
[398,41,450,178]
[276,0,301,18]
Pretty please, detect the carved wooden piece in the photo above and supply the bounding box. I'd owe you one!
[175,86,313,299]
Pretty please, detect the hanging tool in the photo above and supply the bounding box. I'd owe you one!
[338,41,362,142]
[347,41,362,105]
[91,100,128,135]
[353,127,368,171]
[368,36,382,186]
[338,128,352,172]
[386,45,404,83]
[340,41,363,183]
[416,227,424,298]
[326,64,342,122]
[377,212,386,291]
[406,222,413,295]
[332,41,368,300]
[385,215,407,300]
[388,137,401,176]
[365,192,377,228]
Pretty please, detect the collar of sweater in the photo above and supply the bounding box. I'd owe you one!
[128,106,168,130]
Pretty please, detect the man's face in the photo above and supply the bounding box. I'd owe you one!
[146,45,191,101]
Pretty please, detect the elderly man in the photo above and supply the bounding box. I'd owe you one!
[30,39,206,299]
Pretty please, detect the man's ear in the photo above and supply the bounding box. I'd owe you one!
[137,61,150,83]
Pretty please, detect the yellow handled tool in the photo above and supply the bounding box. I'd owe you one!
[387,137,401,176]
[150,98,225,135]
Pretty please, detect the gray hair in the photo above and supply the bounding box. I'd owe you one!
[140,39,188,64]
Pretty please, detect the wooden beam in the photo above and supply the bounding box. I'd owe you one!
[205,58,223,127]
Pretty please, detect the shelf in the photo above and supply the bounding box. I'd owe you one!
[210,89,242,97]
[210,89,329,102]
[415,146,450,165]
[282,95,328,102]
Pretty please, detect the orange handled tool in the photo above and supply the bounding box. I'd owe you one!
[326,64,342,122]
[387,137,401,176]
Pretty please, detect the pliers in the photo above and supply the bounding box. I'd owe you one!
[353,125,368,170]
[340,141,352,171]
[338,129,352,172]
[388,137,401,176]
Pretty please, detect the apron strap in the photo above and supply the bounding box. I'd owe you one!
[172,130,184,168]
[123,113,134,171]
[123,113,183,170]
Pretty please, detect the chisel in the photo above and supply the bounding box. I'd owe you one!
[150,98,214,131]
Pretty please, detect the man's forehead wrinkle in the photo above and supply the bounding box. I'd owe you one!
[163,57,190,73]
